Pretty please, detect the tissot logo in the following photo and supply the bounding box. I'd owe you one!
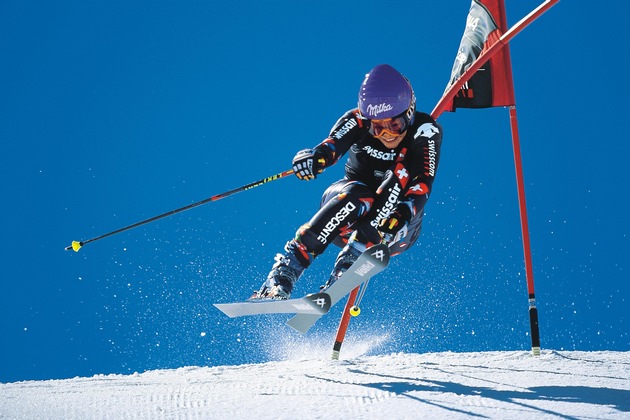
[366,103,393,117]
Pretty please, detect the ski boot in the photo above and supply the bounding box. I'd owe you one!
[321,242,363,291]
[251,239,311,300]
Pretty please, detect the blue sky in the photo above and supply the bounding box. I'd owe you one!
[1,0,628,382]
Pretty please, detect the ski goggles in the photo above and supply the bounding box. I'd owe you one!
[368,115,409,139]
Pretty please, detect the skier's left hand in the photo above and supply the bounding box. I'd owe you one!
[378,203,412,239]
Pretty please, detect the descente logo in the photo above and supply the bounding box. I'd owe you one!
[366,103,393,117]
[317,202,357,244]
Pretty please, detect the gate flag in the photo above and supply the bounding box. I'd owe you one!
[444,0,516,110]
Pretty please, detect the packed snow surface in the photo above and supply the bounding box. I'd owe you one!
[2,350,628,419]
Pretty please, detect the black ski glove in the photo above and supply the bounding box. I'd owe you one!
[378,202,412,240]
[292,149,326,180]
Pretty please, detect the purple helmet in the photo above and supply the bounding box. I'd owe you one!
[358,64,415,122]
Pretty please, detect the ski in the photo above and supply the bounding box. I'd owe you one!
[213,243,390,332]
[286,243,389,333]
[214,292,331,318]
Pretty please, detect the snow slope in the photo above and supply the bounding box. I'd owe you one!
[1,350,628,419]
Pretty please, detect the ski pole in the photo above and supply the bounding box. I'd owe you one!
[350,278,371,316]
[65,169,294,252]
[331,286,360,360]
[331,239,390,360]
[330,279,371,360]
[348,236,392,315]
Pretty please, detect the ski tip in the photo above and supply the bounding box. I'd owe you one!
[368,243,390,265]
[304,292,332,313]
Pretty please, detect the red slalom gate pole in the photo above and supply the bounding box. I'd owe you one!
[509,106,541,355]
[331,286,360,360]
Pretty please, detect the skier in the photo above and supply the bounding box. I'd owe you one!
[253,64,443,300]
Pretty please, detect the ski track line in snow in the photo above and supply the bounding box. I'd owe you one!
[1,350,629,419]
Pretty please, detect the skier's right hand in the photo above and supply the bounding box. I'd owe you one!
[378,202,412,239]
[292,149,326,181]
